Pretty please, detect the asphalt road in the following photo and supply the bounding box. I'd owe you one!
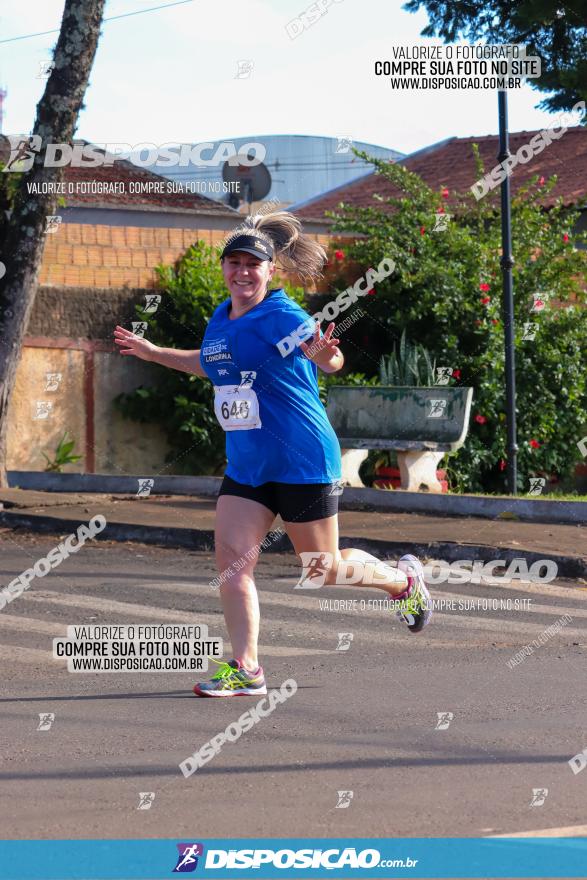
[1,530,586,842]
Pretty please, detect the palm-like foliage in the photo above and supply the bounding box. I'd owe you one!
[379,330,436,386]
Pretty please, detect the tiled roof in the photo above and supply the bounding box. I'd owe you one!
[0,137,240,217]
[293,127,587,221]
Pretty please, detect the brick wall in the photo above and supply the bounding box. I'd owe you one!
[39,223,333,290]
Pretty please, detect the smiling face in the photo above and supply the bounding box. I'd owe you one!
[222,251,275,305]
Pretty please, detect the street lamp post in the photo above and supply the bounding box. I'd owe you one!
[497,89,518,494]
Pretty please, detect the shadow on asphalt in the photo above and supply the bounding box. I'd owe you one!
[0,686,323,703]
[0,753,573,781]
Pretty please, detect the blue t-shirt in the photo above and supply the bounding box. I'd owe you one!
[200,288,342,486]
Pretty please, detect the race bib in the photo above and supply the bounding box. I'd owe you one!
[214,384,261,431]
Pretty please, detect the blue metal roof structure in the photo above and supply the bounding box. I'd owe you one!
[132,134,404,206]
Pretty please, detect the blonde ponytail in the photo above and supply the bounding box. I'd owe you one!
[236,210,327,280]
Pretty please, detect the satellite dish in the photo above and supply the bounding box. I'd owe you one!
[222,154,272,208]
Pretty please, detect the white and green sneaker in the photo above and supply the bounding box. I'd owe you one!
[193,658,267,697]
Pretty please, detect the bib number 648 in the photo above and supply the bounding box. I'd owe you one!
[214,385,261,431]
[221,400,250,420]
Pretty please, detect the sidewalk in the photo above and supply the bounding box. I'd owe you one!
[1,488,585,579]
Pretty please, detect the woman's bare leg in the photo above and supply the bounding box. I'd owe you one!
[284,513,408,593]
[214,494,276,670]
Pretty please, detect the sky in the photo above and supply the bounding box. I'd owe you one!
[0,0,562,156]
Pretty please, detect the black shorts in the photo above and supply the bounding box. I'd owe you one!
[218,475,341,523]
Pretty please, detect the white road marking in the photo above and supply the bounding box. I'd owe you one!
[490,824,587,837]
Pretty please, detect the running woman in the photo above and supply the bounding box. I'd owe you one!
[114,212,432,697]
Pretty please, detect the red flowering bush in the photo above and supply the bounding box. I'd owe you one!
[325,147,587,493]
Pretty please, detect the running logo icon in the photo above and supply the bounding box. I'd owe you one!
[137,478,154,497]
[528,477,546,496]
[239,371,256,389]
[435,712,454,730]
[37,712,55,731]
[137,792,155,810]
[294,552,332,589]
[173,843,204,872]
[529,788,548,807]
[143,294,161,314]
[335,136,353,153]
[44,215,62,234]
[432,212,451,232]
[435,367,453,385]
[335,790,353,809]
[3,135,42,172]
[45,372,62,392]
[428,399,447,418]
[336,632,353,651]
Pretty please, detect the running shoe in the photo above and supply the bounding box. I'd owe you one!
[192,657,267,697]
[395,554,432,633]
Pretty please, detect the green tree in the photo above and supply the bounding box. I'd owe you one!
[403,0,587,114]
[0,0,106,486]
[326,149,587,493]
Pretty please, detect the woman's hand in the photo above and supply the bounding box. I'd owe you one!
[114,325,158,362]
[300,322,343,373]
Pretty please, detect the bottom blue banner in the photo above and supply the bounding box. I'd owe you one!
[0,837,586,879]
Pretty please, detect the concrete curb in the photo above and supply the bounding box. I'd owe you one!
[7,471,586,525]
[1,510,584,579]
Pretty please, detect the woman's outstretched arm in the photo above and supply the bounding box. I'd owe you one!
[113,326,206,376]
